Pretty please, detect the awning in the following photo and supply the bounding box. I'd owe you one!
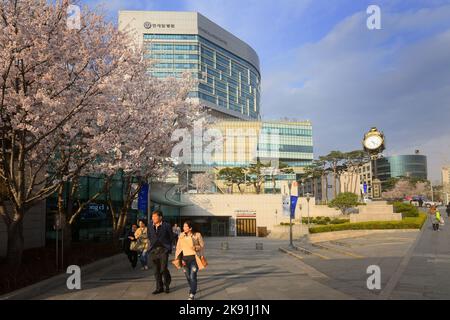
[149,182,190,208]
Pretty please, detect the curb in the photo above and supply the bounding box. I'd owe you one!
[308,229,419,243]
[0,253,124,300]
[278,247,328,279]
[293,244,330,260]
[310,242,365,259]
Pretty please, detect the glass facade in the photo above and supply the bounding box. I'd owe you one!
[143,34,261,119]
[45,174,180,243]
[376,155,428,182]
[210,121,314,171]
[258,122,314,170]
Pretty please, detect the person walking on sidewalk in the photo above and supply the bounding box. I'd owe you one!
[173,220,206,300]
[124,224,138,269]
[148,210,174,295]
[436,209,443,228]
[446,203,450,218]
[172,223,181,250]
[135,219,150,270]
[430,205,440,231]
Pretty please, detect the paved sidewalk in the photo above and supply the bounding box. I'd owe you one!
[388,211,450,299]
[32,213,450,300]
[35,237,352,300]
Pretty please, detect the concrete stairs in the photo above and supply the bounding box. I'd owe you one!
[350,201,402,223]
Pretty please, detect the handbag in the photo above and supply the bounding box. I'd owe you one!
[130,241,138,251]
[171,258,182,269]
[200,256,208,267]
[134,237,147,252]
[192,233,208,269]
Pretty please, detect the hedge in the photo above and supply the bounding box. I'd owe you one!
[299,217,350,225]
[280,217,350,226]
[393,202,420,218]
[309,213,427,234]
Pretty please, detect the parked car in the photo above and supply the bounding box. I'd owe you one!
[423,201,441,208]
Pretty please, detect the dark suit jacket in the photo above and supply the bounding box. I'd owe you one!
[123,230,136,253]
[148,221,173,254]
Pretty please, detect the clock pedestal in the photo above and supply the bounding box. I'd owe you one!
[371,178,382,200]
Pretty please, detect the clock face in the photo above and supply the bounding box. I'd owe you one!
[364,135,383,150]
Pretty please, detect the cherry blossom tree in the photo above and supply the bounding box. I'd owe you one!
[0,0,145,266]
[192,172,215,193]
[98,63,203,239]
[382,179,431,200]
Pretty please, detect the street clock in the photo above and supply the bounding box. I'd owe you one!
[363,127,385,155]
[362,127,385,200]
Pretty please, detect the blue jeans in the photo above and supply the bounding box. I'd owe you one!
[139,251,148,267]
[183,256,198,295]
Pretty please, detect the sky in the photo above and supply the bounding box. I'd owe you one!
[82,0,450,183]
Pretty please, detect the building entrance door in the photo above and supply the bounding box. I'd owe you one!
[236,218,256,236]
[211,222,227,236]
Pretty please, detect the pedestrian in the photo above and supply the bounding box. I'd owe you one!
[429,205,440,231]
[172,223,181,249]
[135,219,150,270]
[148,210,174,294]
[429,205,436,230]
[437,209,443,227]
[173,220,206,300]
[418,198,424,208]
[124,224,138,269]
[446,203,450,218]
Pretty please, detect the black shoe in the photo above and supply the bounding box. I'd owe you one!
[152,289,164,295]
[165,287,170,294]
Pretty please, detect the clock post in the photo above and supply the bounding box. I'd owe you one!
[362,127,385,201]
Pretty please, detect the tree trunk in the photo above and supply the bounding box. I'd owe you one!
[64,184,75,249]
[320,175,328,203]
[333,170,337,198]
[63,222,72,250]
[113,208,128,249]
[311,178,315,198]
[6,218,24,269]
[254,182,260,194]
[272,176,276,194]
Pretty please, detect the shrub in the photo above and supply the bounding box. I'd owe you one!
[309,213,427,234]
[301,216,347,225]
[328,192,359,215]
[330,218,350,224]
[301,217,314,224]
[393,202,419,218]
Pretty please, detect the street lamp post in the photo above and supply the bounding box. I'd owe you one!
[306,193,311,229]
[288,211,294,249]
[288,181,294,249]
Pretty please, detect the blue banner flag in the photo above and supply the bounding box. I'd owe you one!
[138,183,149,216]
[290,195,298,219]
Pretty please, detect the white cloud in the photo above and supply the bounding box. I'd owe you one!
[261,4,450,181]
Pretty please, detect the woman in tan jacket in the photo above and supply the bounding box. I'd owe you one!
[174,220,205,300]
[134,219,150,270]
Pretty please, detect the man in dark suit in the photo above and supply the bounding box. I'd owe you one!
[148,210,174,294]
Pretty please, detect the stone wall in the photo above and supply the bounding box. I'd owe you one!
[181,194,341,236]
